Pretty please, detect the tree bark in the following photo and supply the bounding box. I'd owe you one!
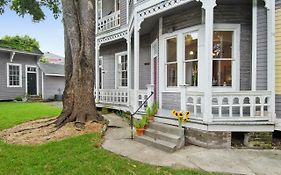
[56,0,103,128]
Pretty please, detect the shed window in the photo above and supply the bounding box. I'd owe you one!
[7,63,22,87]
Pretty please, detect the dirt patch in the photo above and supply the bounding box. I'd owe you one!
[0,117,104,145]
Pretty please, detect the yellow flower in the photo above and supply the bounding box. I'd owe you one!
[178,112,184,120]
[185,111,191,118]
[171,109,177,117]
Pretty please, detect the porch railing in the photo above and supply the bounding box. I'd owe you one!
[212,91,272,120]
[97,11,120,33]
[97,89,128,106]
[186,92,204,120]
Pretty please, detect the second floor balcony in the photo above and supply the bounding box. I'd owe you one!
[97,10,121,33]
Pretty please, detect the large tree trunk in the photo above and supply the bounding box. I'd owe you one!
[56,0,103,128]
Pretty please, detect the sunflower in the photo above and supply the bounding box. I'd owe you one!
[171,109,177,117]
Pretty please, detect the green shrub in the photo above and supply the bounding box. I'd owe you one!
[15,96,22,101]
[133,119,146,129]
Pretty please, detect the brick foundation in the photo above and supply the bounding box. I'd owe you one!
[185,128,231,149]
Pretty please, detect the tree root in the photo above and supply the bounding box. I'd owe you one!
[14,119,56,134]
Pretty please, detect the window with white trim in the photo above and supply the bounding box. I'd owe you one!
[166,37,177,87]
[184,32,198,86]
[117,53,128,87]
[212,31,233,87]
[7,63,22,87]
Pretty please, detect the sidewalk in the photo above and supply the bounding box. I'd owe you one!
[102,113,281,175]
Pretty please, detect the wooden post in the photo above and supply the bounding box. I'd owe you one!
[200,0,216,122]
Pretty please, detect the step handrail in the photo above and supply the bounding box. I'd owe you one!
[130,91,154,139]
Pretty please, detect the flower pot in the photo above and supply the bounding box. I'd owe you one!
[144,124,148,129]
[148,116,154,122]
[136,128,145,136]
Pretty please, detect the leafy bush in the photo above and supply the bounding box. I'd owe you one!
[0,35,40,53]
[15,96,22,101]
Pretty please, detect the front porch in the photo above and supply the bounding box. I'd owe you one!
[95,0,276,132]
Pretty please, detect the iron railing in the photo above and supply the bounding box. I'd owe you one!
[130,91,154,139]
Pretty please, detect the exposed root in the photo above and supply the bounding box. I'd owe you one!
[14,120,55,133]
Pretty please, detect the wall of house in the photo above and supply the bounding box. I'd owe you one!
[139,34,151,90]
[256,1,268,90]
[276,1,281,118]
[120,0,127,27]
[43,75,65,100]
[100,40,127,89]
[0,51,41,100]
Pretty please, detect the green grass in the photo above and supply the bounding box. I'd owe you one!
[0,102,216,175]
[0,102,61,130]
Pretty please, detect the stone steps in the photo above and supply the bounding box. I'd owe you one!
[135,135,178,153]
[135,122,185,153]
[27,96,43,102]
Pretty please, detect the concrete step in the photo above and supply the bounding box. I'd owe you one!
[148,122,184,136]
[135,135,177,153]
[144,128,181,144]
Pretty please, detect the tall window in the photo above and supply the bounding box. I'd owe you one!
[166,37,177,87]
[7,63,22,87]
[212,31,233,87]
[184,32,198,86]
[117,53,128,87]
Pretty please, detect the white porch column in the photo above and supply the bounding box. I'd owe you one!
[127,34,132,107]
[133,19,143,111]
[200,0,216,122]
[265,0,276,120]
[95,41,101,103]
[252,0,257,91]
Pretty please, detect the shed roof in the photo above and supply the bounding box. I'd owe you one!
[39,63,65,77]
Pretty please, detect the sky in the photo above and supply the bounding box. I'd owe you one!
[0,8,64,56]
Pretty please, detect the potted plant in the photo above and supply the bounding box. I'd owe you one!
[146,107,154,122]
[142,115,149,129]
[134,119,146,136]
[151,102,159,116]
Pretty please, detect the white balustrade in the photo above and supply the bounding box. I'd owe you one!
[137,90,149,112]
[97,89,128,106]
[186,92,204,119]
[212,91,271,120]
[97,11,120,33]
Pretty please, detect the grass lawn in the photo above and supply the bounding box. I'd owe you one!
[0,102,217,175]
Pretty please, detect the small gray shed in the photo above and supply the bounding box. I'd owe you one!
[39,63,65,100]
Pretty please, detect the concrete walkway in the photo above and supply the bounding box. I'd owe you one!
[102,113,281,175]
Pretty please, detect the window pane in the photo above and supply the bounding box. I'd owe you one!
[167,63,177,87]
[212,60,232,87]
[8,65,20,86]
[167,38,177,62]
[213,31,233,59]
[185,61,198,86]
[185,32,198,61]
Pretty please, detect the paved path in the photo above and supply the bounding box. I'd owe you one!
[102,113,281,175]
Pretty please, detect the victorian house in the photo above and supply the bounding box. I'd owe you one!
[95,0,279,149]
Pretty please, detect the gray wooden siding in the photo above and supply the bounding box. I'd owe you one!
[139,34,151,90]
[256,3,268,90]
[162,92,181,110]
[120,0,127,27]
[100,40,127,89]
[162,2,202,34]
[43,75,65,100]
[0,52,40,100]
[276,95,281,118]
[214,4,253,90]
